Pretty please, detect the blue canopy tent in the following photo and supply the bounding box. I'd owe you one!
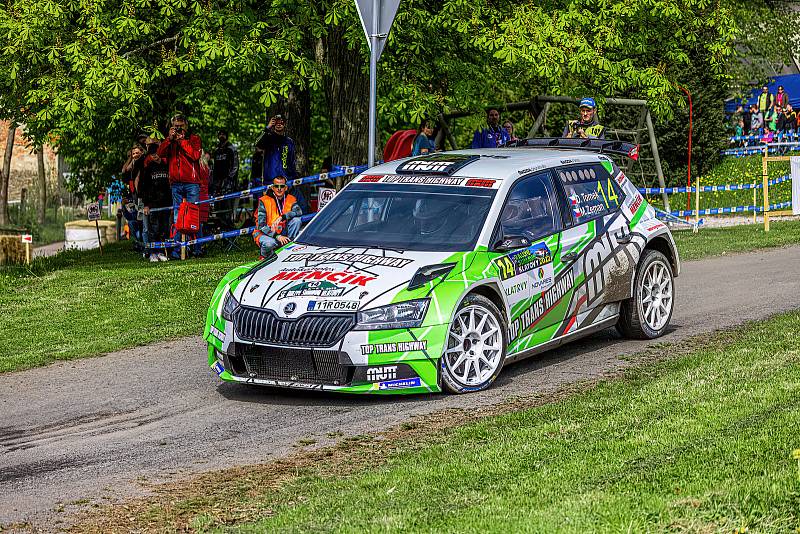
[725,74,800,113]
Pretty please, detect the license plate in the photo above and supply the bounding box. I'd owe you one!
[307,300,360,312]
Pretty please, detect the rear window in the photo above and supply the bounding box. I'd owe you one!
[557,165,624,225]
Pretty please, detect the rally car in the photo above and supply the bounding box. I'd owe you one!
[204,139,679,394]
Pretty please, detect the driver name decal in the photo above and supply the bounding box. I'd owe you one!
[285,252,413,269]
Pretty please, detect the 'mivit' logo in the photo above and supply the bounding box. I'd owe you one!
[367,366,398,381]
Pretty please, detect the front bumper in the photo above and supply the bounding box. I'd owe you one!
[205,318,448,394]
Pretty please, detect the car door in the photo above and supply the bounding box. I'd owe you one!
[491,171,563,355]
[552,162,627,335]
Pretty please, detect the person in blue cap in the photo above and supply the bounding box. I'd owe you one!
[563,97,605,139]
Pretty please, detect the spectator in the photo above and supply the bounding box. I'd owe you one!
[411,119,436,156]
[503,120,519,143]
[252,176,302,259]
[765,106,778,133]
[195,151,211,257]
[255,114,309,213]
[157,114,203,227]
[776,85,789,108]
[471,107,511,148]
[734,118,744,139]
[784,104,797,133]
[563,97,605,139]
[776,106,790,133]
[122,143,145,197]
[211,130,239,196]
[741,105,752,136]
[139,138,172,262]
[758,85,773,114]
[750,105,764,133]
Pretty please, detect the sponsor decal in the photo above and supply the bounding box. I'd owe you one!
[359,175,383,182]
[378,377,422,390]
[366,365,398,381]
[504,280,527,296]
[381,175,464,186]
[212,361,225,376]
[626,193,643,215]
[360,340,428,356]
[646,222,665,232]
[517,164,547,175]
[307,299,360,312]
[286,252,413,269]
[494,242,553,281]
[395,153,478,175]
[530,263,555,292]
[509,269,575,340]
[465,178,496,188]
[283,302,297,315]
[249,284,260,293]
[277,280,347,300]
[582,226,632,307]
[270,269,376,286]
[210,325,224,340]
[614,171,626,186]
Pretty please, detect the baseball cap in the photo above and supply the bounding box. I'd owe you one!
[579,97,596,109]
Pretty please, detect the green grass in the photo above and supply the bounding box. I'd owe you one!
[0,241,253,372]
[672,219,800,261]
[3,218,800,374]
[225,312,800,533]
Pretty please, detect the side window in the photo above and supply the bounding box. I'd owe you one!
[499,172,562,242]
[557,164,624,225]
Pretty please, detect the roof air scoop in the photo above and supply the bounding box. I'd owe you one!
[395,153,480,175]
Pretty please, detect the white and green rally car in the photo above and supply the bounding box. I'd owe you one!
[204,139,679,394]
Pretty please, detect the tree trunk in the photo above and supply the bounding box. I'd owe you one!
[323,26,370,166]
[284,87,311,177]
[37,147,47,224]
[0,123,15,226]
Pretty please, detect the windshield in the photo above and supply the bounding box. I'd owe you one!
[298,184,496,251]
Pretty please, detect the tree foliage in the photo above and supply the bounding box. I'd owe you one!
[0,0,754,196]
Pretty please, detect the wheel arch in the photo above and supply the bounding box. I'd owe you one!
[460,282,508,325]
[645,233,680,276]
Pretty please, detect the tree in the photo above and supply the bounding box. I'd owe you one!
[0,0,746,198]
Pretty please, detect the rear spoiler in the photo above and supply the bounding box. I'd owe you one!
[505,137,640,161]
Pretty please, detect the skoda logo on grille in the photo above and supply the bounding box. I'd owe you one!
[283,302,297,315]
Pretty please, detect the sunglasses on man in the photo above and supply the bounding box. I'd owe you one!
[271,184,287,190]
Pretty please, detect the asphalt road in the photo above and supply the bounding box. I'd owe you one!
[3,246,800,528]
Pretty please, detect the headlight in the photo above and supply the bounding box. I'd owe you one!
[354,299,430,330]
[222,291,240,321]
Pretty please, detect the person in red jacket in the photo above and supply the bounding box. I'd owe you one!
[157,114,203,225]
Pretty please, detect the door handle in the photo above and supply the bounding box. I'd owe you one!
[561,251,578,263]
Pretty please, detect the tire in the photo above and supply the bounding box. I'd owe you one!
[440,294,507,394]
[617,249,675,339]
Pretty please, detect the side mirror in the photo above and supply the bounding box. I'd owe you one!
[493,235,531,252]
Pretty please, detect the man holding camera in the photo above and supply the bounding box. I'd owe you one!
[563,97,606,139]
[252,176,302,259]
[255,114,309,213]
[157,114,203,225]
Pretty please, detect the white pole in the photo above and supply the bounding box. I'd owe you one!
[367,0,378,168]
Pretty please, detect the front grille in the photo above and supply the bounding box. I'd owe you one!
[234,344,350,385]
[234,307,355,347]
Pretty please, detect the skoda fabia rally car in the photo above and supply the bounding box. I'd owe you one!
[205,138,679,394]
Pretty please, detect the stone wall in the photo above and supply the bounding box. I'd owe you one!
[0,121,59,202]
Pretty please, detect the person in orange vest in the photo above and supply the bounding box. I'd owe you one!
[252,176,302,259]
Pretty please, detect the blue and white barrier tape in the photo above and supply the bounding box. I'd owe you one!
[145,213,318,249]
[727,132,800,143]
[638,175,790,195]
[665,201,792,218]
[149,165,369,213]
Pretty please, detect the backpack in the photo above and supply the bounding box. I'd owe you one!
[175,199,200,235]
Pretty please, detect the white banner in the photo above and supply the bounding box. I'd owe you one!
[792,157,800,215]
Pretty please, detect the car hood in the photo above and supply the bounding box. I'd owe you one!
[232,244,469,317]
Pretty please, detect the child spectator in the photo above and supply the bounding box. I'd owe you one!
[750,105,764,133]
[503,120,519,143]
[776,85,789,108]
[122,143,145,197]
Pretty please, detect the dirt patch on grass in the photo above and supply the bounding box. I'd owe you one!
[65,326,748,533]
